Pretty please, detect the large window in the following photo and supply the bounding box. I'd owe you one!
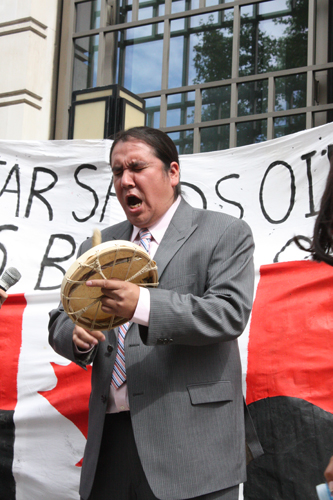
[56,0,333,152]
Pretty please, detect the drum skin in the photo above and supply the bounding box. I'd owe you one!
[61,240,158,330]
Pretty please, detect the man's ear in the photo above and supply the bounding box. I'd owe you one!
[169,161,180,187]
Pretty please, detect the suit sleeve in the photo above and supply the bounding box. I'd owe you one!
[48,239,97,368]
[140,218,255,346]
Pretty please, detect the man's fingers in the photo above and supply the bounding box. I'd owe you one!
[73,325,105,350]
[73,334,94,351]
[0,289,8,306]
[86,278,121,289]
[85,279,139,319]
[324,456,333,483]
[329,482,333,494]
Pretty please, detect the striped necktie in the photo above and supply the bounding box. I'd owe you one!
[138,227,152,255]
[111,228,152,389]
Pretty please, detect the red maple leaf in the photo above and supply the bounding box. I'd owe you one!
[39,361,92,466]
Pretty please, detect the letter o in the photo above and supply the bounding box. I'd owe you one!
[259,161,296,224]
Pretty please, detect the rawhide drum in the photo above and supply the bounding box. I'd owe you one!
[61,240,158,330]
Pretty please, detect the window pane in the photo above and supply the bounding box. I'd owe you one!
[172,0,186,13]
[206,0,233,6]
[168,130,194,154]
[73,35,99,91]
[259,0,289,15]
[239,0,308,76]
[139,6,154,19]
[169,9,233,88]
[167,92,195,127]
[171,0,200,13]
[200,125,229,152]
[76,0,101,32]
[117,24,164,93]
[170,18,185,31]
[274,114,306,137]
[145,96,161,128]
[138,0,165,19]
[237,119,267,146]
[238,80,268,116]
[202,86,231,121]
[275,74,306,110]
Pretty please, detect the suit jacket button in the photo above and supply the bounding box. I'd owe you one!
[107,345,113,353]
[101,395,107,404]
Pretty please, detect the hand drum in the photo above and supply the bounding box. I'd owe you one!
[61,240,158,330]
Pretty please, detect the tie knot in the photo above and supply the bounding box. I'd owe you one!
[138,228,151,254]
[139,228,151,240]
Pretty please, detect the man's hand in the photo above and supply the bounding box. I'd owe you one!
[0,289,8,308]
[73,324,106,350]
[86,278,140,320]
[324,456,333,493]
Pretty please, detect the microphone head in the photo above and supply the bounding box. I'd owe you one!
[0,267,22,291]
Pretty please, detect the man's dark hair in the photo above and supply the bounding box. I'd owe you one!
[110,126,181,199]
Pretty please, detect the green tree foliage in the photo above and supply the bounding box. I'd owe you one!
[193,13,233,84]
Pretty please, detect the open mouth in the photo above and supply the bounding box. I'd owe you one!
[127,195,142,208]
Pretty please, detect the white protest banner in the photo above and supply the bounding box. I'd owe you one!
[0,122,332,500]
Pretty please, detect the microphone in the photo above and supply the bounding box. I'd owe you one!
[0,267,22,292]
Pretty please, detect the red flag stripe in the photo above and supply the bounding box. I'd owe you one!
[246,260,333,414]
[0,293,27,410]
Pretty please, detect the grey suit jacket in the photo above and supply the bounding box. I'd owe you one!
[49,198,262,500]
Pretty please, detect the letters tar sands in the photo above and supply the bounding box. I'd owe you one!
[0,149,328,223]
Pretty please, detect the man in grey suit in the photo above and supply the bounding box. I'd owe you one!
[49,126,262,500]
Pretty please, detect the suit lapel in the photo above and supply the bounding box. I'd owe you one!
[102,220,132,242]
[154,198,198,280]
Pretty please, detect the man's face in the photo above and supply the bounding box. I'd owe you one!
[111,139,179,228]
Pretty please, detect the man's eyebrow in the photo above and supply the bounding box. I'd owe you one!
[111,164,122,172]
[128,160,147,167]
[112,160,147,171]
